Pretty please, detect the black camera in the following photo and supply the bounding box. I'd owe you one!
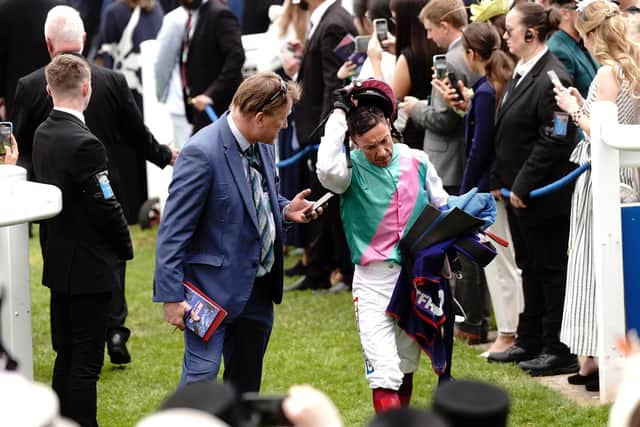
[241,393,292,426]
[161,380,292,427]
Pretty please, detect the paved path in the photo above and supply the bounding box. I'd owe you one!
[470,332,602,407]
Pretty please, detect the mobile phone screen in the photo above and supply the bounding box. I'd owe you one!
[0,122,12,158]
[355,36,371,53]
[433,55,447,80]
[374,19,388,42]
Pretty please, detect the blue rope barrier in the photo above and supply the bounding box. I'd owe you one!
[276,144,319,168]
[205,105,218,122]
[500,162,591,199]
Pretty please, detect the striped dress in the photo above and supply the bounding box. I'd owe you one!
[560,72,640,357]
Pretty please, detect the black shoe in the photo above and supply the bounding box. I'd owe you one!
[585,376,599,392]
[567,370,598,385]
[487,345,538,364]
[285,260,307,277]
[107,331,131,365]
[284,276,331,292]
[517,353,579,377]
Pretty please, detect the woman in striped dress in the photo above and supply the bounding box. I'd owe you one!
[554,0,640,392]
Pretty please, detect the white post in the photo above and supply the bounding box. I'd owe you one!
[591,102,640,402]
[0,165,62,380]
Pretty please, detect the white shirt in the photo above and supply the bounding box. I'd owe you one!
[227,113,252,179]
[513,46,548,86]
[307,0,336,40]
[53,107,85,124]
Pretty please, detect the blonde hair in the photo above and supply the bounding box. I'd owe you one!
[576,0,640,97]
[419,0,468,29]
[278,0,309,43]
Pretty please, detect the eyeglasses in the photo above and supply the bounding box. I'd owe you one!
[257,78,287,112]
[562,5,578,10]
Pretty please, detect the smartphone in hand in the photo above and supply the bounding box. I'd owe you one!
[433,54,447,80]
[304,192,334,218]
[0,122,13,162]
[373,18,388,42]
[447,72,464,102]
[546,70,565,90]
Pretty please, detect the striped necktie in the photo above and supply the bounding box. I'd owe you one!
[245,146,275,276]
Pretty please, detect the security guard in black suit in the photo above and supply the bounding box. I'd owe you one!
[33,53,133,427]
[12,5,176,365]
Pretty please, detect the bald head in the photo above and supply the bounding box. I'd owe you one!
[44,5,85,57]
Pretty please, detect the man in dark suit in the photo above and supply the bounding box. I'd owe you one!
[287,0,357,292]
[11,5,176,365]
[0,0,67,118]
[179,0,245,132]
[32,53,133,427]
[155,72,319,393]
[487,2,579,376]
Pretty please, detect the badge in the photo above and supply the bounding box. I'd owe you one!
[96,171,114,199]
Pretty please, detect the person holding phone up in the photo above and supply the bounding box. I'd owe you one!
[553,0,640,392]
[431,22,524,356]
[399,0,492,349]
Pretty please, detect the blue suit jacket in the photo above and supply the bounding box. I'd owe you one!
[153,113,289,318]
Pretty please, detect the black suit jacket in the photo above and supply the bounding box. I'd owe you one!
[492,51,577,218]
[294,1,356,146]
[186,0,245,131]
[33,110,133,295]
[11,62,172,223]
[0,0,67,117]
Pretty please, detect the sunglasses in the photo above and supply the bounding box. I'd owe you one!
[257,78,287,112]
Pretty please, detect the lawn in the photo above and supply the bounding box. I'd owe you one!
[28,227,610,426]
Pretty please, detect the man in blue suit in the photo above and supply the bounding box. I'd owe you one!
[154,72,318,393]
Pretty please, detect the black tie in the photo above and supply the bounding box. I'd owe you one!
[501,73,521,107]
[513,72,522,87]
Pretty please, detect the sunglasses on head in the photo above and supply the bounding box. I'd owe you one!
[257,78,287,112]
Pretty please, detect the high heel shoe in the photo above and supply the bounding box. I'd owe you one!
[567,370,598,385]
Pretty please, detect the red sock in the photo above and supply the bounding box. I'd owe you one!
[372,388,401,413]
[398,373,413,406]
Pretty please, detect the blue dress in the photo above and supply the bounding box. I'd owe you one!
[460,77,496,193]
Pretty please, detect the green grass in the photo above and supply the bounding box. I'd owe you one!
[28,228,610,426]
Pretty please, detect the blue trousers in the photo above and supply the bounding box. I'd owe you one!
[180,278,274,393]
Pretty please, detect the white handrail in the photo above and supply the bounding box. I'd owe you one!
[590,101,640,403]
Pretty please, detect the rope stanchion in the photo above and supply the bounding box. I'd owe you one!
[499,162,591,199]
[276,144,319,169]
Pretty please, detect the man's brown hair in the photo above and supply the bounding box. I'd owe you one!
[419,0,467,29]
[231,71,301,115]
[45,54,90,98]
